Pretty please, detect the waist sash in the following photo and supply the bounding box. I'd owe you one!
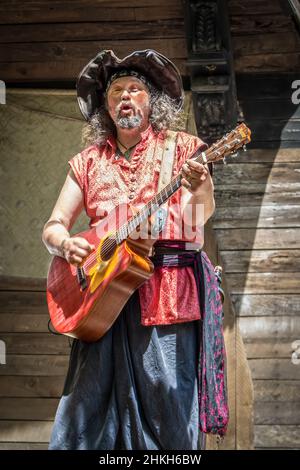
[151,240,229,437]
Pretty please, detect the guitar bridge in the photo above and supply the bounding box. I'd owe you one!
[76,266,88,291]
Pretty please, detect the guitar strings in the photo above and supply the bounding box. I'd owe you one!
[82,134,247,270]
[82,135,246,270]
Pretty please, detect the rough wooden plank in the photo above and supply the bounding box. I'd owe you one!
[231,17,296,36]
[0,376,65,397]
[0,39,187,62]
[248,359,300,380]
[0,276,46,291]
[0,20,185,43]
[228,148,300,163]
[0,398,59,421]
[247,141,300,149]
[239,316,300,339]
[0,442,48,450]
[0,58,187,82]
[0,420,53,443]
[227,272,300,294]
[212,205,300,229]
[0,0,181,8]
[216,228,300,250]
[214,184,300,206]
[228,0,284,15]
[221,249,300,273]
[244,339,295,359]
[0,5,183,24]
[214,163,300,185]
[0,314,49,333]
[253,380,300,402]
[254,402,300,425]
[232,294,300,317]
[234,52,300,73]
[0,355,69,376]
[1,333,70,355]
[254,425,300,448]
[0,291,48,314]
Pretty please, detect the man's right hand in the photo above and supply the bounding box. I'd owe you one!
[61,237,95,266]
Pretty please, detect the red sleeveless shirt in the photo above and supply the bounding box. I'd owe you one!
[68,126,207,326]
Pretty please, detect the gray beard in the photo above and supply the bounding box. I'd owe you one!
[116,114,142,129]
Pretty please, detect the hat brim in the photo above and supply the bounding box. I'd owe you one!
[76,49,184,121]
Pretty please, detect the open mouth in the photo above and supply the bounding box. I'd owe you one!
[119,104,134,113]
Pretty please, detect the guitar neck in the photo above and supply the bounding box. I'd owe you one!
[115,145,206,244]
[115,123,251,244]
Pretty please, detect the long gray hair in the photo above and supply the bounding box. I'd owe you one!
[81,87,186,147]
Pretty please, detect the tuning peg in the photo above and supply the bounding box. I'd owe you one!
[243,145,247,152]
[223,157,227,165]
[231,152,238,158]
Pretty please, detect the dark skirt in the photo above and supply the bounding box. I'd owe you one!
[48,290,204,450]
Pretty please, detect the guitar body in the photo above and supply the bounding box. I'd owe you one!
[47,225,154,342]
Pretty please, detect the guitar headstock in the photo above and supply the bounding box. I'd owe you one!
[203,123,251,164]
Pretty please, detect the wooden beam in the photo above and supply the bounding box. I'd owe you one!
[0,59,187,82]
[216,228,300,250]
[0,39,186,63]
[0,376,65,398]
[254,425,300,448]
[245,340,297,359]
[0,20,185,43]
[249,359,300,380]
[0,355,69,376]
[0,276,46,291]
[0,421,53,443]
[255,402,300,425]
[228,0,283,15]
[212,205,300,229]
[0,314,49,333]
[254,380,300,401]
[184,0,238,144]
[227,272,300,294]
[0,398,59,421]
[239,316,300,339]
[214,183,300,207]
[0,4,183,24]
[221,249,300,273]
[0,333,69,355]
[233,294,300,317]
[214,163,300,185]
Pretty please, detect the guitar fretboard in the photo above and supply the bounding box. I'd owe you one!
[115,145,206,243]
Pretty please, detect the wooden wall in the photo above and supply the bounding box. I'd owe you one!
[229,0,300,73]
[0,0,187,82]
[0,0,299,83]
[0,278,69,449]
[212,73,300,449]
[0,0,300,451]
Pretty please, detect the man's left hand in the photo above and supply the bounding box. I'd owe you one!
[180,159,209,196]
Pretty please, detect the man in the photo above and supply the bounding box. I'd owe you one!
[42,49,228,450]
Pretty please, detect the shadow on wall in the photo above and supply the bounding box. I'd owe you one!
[211,73,300,450]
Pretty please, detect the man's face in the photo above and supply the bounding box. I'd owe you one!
[106,76,151,130]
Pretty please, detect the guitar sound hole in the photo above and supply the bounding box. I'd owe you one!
[100,237,117,261]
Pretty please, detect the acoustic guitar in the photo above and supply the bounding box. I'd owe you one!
[47,123,251,342]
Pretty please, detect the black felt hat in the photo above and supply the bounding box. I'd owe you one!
[76,49,184,121]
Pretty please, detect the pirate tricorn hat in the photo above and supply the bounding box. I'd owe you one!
[76,49,184,121]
